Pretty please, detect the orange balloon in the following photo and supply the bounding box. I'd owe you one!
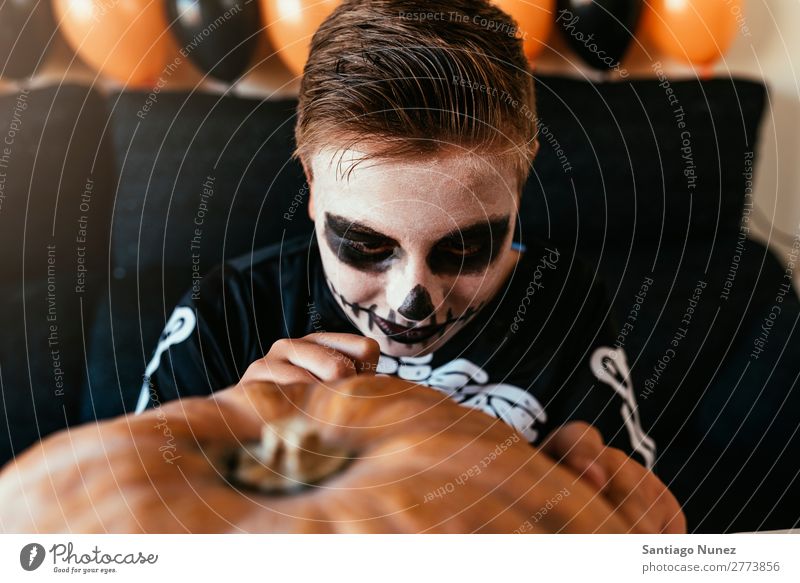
[54,0,173,87]
[262,0,340,77]
[492,0,555,63]
[643,0,742,66]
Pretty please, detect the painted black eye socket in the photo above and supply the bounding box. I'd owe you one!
[341,239,394,259]
[436,240,484,258]
[427,238,496,275]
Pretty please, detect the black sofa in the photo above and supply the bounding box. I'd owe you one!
[1,75,797,532]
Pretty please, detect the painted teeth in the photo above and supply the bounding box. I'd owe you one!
[388,309,396,323]
[367,315,374,331]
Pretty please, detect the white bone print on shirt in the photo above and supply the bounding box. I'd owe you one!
[135,306,197,414]
[377,353,546,442]
[590,347,657,469]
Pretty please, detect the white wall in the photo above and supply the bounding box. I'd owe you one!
[722,0,800,289]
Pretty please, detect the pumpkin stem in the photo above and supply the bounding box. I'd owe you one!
[231,416,349,493]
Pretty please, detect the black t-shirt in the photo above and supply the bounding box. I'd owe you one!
[138,234,656,468]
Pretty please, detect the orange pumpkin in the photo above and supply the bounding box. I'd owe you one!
[0,377,634,533]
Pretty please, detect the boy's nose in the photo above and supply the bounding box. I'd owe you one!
[397,285,435,321]
[386,258,442,322]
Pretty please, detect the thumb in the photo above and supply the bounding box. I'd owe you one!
[357,337,381,375]
[540,421,608,490]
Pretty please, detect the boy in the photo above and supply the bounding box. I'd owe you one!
[139,0,683,531]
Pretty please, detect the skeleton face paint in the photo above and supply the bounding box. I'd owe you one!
[309,147,522,357]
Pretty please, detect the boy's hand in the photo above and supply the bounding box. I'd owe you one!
[541,421,687,533]
[242,332,380,385]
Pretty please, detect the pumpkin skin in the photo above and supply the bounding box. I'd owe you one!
[0,376,633,533]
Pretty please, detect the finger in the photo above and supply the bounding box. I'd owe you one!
[540,422,608,489]
[303,332,381,374]
[606,454,686,534]
[565,456,607,492]
[599,451,662,533]
[644,474,687,533]
[244,358,319,385]
[540,421,605,459]
[266,338,361,381]
[285,340,360,382]
[658,489,687,533]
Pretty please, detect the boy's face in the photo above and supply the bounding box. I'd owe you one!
[308,147,522,357]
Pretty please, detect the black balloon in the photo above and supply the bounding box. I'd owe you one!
[556,0,641,71]
[166,0,261,83]
[0,0,55,79]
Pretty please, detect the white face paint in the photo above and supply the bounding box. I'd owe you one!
[308,147,522,357]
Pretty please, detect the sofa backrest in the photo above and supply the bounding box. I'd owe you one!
[0,84,115,462]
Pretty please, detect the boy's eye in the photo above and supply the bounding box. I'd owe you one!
[343,239,394,257]
[438,241,483,257]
